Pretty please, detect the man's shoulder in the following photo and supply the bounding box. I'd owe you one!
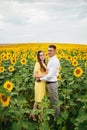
[55,56,60,61]
[54,57,60,65]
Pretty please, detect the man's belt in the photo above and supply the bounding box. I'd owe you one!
[46,81,57,84]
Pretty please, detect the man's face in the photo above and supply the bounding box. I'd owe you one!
[48,47,56,57]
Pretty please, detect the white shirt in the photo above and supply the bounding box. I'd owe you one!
[40,55,60,82]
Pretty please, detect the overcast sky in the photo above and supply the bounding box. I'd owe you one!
[0,0,87,44]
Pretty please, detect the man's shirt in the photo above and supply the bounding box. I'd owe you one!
[40,55,60,82]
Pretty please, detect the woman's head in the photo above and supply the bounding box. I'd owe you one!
[37,51,45,62]
[37,51,46,72]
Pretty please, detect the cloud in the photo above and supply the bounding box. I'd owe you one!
[0,0,87,44]
[0,0,50,25]
[0,0,87,24]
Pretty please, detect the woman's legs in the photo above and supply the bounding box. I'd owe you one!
[29,102,38,121]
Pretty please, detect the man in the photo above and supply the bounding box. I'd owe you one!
[40,44,60,120]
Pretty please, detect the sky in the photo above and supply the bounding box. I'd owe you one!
[0,0,87,44]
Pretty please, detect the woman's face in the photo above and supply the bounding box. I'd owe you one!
[39,52,45,61]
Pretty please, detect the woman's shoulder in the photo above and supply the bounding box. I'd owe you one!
[35,62,40,66]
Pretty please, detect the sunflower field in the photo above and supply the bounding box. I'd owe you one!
[0,43,87,130]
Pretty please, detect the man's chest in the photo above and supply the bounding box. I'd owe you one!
[47,60,53,69]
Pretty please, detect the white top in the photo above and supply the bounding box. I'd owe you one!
[40,55,60,82]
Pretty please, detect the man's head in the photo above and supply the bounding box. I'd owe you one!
[48,45,56,57]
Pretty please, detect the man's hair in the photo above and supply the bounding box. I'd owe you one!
[48,44,56,50]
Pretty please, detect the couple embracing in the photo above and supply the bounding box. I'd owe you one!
[30,44,60,121]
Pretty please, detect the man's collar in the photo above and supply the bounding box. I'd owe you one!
[49,55,56,60]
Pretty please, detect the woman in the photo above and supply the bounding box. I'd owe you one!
[30,50,48,121]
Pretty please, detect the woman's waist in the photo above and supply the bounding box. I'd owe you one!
[35,80,46,83]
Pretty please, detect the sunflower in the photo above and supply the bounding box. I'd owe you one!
[67,55,72,61]
[0,66,5,73]
[84,62,87,68]
[7,52,11,58]
[8,66,14,72]
[21,54,27,58]
[61,53,64,58]
[13,54,18,59]
[57,55,62,59]
[10,57,16,65]
[20,59,27,65]
[74,67,83,78]
[59,66,62,72]
[0,59,2,64]
[0,94,10,107]
[57,74,61,80]
[83,54,87,60]
[1,52,5,59]
[3,54,9,60]
[4,81,13,91]
[73,56,78,60]
[72,60,78,67]
[83,56,87,60]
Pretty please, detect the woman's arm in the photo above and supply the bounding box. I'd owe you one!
[33,70,48,78]
[39,69,48,78]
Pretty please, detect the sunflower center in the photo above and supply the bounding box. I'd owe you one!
[13,60,15,62]
[74,62,76,64]
[1,95,7,102]
[7,84,11,88]
[5,56,7,59]
[22,60,25,63]
[76,69,80,74]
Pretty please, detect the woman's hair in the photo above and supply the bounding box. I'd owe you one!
[37,51,47,72]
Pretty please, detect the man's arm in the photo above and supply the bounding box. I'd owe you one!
[40,61,60,81]
[40,67,54,81]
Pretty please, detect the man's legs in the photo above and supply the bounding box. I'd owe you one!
[47,82,60,119]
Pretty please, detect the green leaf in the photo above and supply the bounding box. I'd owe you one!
[57,117,64,124]
[61,111,69,120]
[11,121,22,130]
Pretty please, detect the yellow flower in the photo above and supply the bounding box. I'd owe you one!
[57,74,61,80]
[0,59,2,64]
[59,66,62,72]
[0,66,5,73]
[57,55,62,59]
[0,94,10,107]
[73,56,78,60]
[7,52,11,58]
[20,59,26,65]
[8,66,14,72]
[4,81,13,92]
[74,67,83,78]
[84,62,87,68]
[83,54,87,60]
[72,60,78,67]
[66,55,72,61]
[10,57,16,65]
[3,54,9,60]
[1,52,5,59]
[21,54,27,58]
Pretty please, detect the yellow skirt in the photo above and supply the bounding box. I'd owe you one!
[34,81,46,102]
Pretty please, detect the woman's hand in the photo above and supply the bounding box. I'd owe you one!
[36,77,41,82]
